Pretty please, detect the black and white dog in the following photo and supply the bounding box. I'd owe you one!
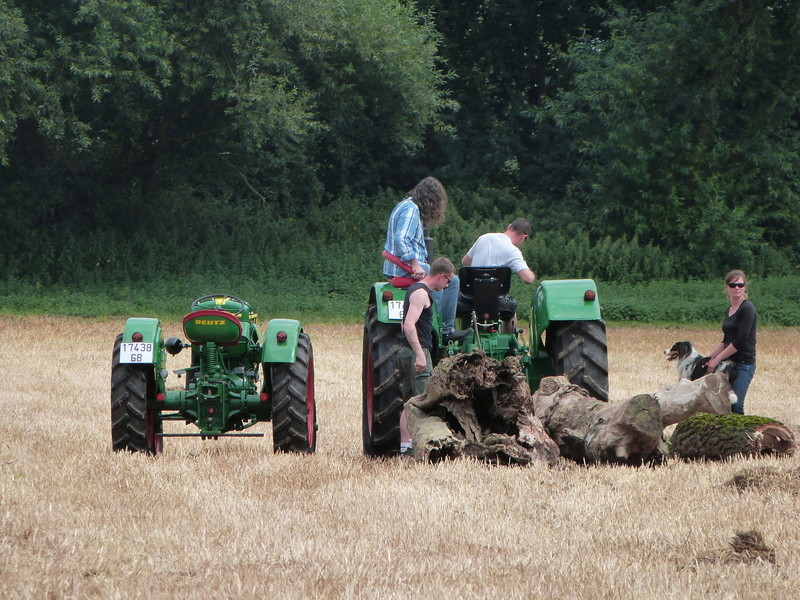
[663,341,735,382]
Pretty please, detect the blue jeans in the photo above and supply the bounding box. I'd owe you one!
[731,362,756,415]
[421,263,459,332]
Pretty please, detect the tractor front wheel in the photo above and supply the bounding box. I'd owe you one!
[550,320,609,402]
[111,334,163,454]
[362,305,403,457]
[271,333,317,453]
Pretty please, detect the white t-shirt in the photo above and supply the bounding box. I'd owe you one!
[466,233,529,273]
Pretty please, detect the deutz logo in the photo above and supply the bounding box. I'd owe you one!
[195,319,226,326]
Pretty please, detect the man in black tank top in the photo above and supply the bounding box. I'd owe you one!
[402,281,434,354]
[397,258,456,451]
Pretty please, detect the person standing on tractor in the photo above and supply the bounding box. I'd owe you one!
[383,176,470,342]
[461,218,536,284]
[461,218,535,332]
[397,257,457,453]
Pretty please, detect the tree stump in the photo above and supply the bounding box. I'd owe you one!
[653,372,734,426]
[532,376,663,464]
[670,414,795,460]
[404,352,560,466]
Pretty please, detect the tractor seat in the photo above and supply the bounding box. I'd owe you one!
[381,251,416,289]
[389,276,416,289]
[456,266,515,321]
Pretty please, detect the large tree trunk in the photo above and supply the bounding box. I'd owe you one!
[652,372,734,426]
[405,357,782,467]
[532,376,663,464]
[670,414,795,460]
[404,352,560,466]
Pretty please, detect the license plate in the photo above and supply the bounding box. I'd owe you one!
[387,300,404,321]
[120,342,154,364]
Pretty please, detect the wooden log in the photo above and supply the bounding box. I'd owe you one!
[532,376,663,464]
[652,372,734,426]
[404,403,465,462]
[404,352,560,466]
[670,414,795,460]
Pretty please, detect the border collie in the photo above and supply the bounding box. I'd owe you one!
[663,341,735,382]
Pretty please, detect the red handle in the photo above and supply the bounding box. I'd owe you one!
[381,250,414,274]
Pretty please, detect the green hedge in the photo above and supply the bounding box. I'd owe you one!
[596,278,800,326]
[2,274,797,327]
[1,190,798,325]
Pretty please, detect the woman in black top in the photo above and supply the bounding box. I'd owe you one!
[706,270,757,414]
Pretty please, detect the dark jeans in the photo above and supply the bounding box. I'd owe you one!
[731,362,756,415]
[397,346,432,400]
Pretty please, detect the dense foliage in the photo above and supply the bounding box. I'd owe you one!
[540,1,800,277]
[1,0,798,319]
[0,0,449,281]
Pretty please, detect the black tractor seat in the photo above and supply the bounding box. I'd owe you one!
[456,266,516,322]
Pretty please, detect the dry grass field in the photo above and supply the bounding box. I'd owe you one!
[1,315,799,599]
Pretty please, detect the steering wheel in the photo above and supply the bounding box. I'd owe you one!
[191,294,247,313]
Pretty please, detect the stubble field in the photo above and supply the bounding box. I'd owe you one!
[1,315,799,599]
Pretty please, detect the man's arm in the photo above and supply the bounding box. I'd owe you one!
[517,268,535,284]
[462,238,481,267]
[402,289,429,372]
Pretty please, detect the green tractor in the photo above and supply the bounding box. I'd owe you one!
[111,294,317,455]
[362,267,608,456]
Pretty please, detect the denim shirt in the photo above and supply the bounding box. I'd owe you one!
[383,197,428,277]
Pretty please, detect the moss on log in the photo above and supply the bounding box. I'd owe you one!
[670,414,795,460]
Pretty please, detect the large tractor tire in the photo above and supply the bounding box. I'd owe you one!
[362,304,403,456]
[111,334,163,454]
[271,333,317,453]
[550,320,609,402]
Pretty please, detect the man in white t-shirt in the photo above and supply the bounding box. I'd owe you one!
[462,218,535,283]
[461,218,535,332]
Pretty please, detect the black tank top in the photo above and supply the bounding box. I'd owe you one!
[402,282,434,351]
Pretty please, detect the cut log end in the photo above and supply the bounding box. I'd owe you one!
[753,424,796,455]
[534,377,663,465]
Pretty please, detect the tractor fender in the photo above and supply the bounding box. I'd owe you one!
[368,282,406,324]
[121,317,165,368]
[261,319,303,363]
[532,279,602,342]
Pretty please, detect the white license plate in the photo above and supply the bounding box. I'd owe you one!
[120,342,154,364]
[387,301,404,321]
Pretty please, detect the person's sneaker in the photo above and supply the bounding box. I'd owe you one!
[442,328,473,343]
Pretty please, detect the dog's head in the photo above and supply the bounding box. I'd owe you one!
[663,341,694,362]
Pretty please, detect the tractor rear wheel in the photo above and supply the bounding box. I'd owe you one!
[550,320,609,402]
[271,333,317,453]
[111,334,163,454]
[362,304,403,456]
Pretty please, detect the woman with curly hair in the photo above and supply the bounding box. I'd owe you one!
[383,176,468,340]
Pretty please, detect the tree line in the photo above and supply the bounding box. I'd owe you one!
[1,0,798,289]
